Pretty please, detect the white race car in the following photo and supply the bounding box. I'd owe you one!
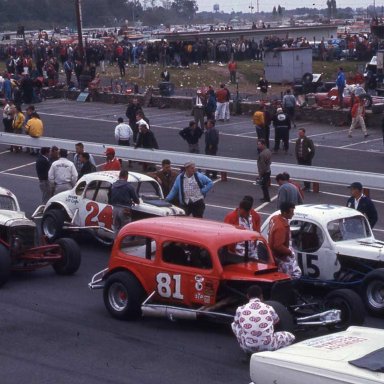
[261,204,384,316]
[250,326,384,384]
[33,171,185,245]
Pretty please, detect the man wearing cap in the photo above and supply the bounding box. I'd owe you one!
[102,147,121,171]
[273,107,291,153]
[48,148,78,195]
[346,182,378,228]
[166,161,213,218]
[114,117,133,146]
[110,169,140,234]
[192,90,206,130]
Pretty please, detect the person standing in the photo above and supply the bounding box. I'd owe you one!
[258,77,269,99]
[273,107,291,154]
[125,98,142,143]
[48,148,78,195]
[346,182,378,228]
[282,89,297,128]
[73,142,96,173]
[25,111,44,155]
[138,52,146,79]
[295,128,315,191]
[223,83,231,122]
[166,161,213,218]
[3,99,13,133]
[348,98,368,138]
[10,104,24,152]
[205,119,219,180]
[262,104,272,148]
[36,147,52,203]
[268,202,302,279]
[63,58,74,86]
[205,89,217,122]
[135,124,159,150]
[232,285,295,354]
[179,121,203,153]
[228,58,237,84]
[257,139,272,202]
[148,159,179,197]
[276,173,303,208]
[110,169,140,234]
[192,90,206,130]
[102,147,121,171]
[215,83,228,121]
[253,106,265,140]
[115,117,133,146]
[78,152,97,179]
[336,67,346,109]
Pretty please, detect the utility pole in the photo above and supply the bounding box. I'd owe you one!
[75,0,85,64]
[249,1,254,14]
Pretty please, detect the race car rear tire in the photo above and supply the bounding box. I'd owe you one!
[41,209,66,241]
[362,269,384,316]
[325,289,365,329]
[103,272,145,320]
[53,238,81,275]
[0,245,11,287]
[359,93,372,108]
[265,300,295,333]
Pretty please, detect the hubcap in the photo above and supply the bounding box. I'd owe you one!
[367,280,384,310]
[43,217,57,238]
[108,282,128,312]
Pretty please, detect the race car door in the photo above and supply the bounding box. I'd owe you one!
[291,219,339,280]
[156,241,220,308]
[78,180,114,239]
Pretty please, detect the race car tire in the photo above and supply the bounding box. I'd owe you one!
[265,300,295,333]
[103,272,145,320]
[359,93,372,108]
[53,238,81,275]
[302,72,313,85]
[362,269,384,316]
[325,289,365,329]
[41,209,66,241]
[0,244,11,287]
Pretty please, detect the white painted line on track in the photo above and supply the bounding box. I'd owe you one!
[1,172,38,180]
[307,128,349,138]
[0,162,35,173]
[339,138,383,149]
[0,150,10,155]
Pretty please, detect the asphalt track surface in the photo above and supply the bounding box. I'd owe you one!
[0,100,384,384]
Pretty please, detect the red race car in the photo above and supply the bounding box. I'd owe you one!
[89,217,365,330]
[314,85,384,109]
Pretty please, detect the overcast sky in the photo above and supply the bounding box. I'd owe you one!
[197,0,376,13]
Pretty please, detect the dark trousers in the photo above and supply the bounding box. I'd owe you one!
[256,125,270,148]
[118,139,130,146]
[259,172,271,201]
[205,148,217,178]
[274,128,289,151]
[297,158,312,189]
[338,87,344,108]
[183,199,205,218]
[3,118,12,132]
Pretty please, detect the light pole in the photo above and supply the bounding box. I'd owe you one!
[249,1,254,15]
[75,0,85,64]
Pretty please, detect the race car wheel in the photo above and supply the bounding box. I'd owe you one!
[325,289,365,329]
[359,94,372,108]
[302,72,313,85]
[53,238,81,275]
[42,209,66,241]
[362,269,384,316]
[103,272,145,320]
[265,300,295,333]
[0,245,11,287]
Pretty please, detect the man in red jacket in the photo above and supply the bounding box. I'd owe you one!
[228,59,237,84]
[348,98,368,138]
[268,202,301,279]
[224,197,261,258]
[102,147,121,171]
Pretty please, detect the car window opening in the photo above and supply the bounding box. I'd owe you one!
[120,235,156,260]
[291,220,324,253]
[327,216,371,242]
[218,240,269,266]
[0,195,17,211]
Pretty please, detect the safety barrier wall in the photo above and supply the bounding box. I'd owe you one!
[1,132,383,190]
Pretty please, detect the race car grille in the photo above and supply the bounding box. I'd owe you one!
[10,226,36,253]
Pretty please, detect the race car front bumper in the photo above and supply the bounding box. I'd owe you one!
[88,268,109,289]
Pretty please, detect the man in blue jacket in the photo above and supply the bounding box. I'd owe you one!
[166,161,213,218]
[336,67,346,109]
[346,182,378,228]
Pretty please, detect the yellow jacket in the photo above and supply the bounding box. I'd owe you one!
[13,112,25,131]
[25,117,44,138]
[252,110,265,127]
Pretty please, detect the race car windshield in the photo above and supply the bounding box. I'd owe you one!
[0,195,17,211]
[218,240,270,266]
[327,216,371,242]
[131,181,163,199]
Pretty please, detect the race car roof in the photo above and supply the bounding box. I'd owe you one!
[118,217,262,246]
[78,171,157,184]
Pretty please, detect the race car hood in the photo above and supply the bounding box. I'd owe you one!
[334,239,384,262]
[0,209,30,226]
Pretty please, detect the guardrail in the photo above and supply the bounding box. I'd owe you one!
[1,132,383,191]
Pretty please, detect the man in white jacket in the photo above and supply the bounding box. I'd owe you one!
[114,117,133,146]
[49,149,78,195]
